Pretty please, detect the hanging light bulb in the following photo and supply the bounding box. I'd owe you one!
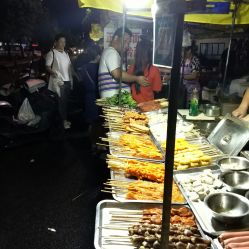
[151,2,158,16]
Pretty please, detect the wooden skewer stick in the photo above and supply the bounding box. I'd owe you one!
[98,226,129,230]
[96,143,110,147]
[105,182,129,186]
[111,214,143,218]
[104,181,128,186]
[103,239,131,243]
[101,190,118,194]
[103,187,126,192]
[102,242,133,246]
[110,210,143,215]
[105,184,128,189]
[111,217,142,222]
[103,236,131,239]
[102,246,134,249]
[103,239,132,243]
[105,180,129,184]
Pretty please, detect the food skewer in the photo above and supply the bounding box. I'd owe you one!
[110,211,143,215]
[102,179,185,203]
[99,226,131,230]
[101,190,118,194]
[102,242,134,246]
[99,205,211,249]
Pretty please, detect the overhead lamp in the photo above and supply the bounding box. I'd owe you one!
[151,3,158,16]
[124,0,151,9]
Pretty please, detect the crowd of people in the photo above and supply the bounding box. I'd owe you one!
[45,28,164,131]
[44,28,249,135]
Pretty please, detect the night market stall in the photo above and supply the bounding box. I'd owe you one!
[78,1,249,249]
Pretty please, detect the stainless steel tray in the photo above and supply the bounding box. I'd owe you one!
[94,200,163,249]
[107,131,164,163]
[110,170,186,204]
[174,164,219,174]
[213,239,223,249]
[208,114,249,156]
[241,150,249,161]
[146,110,183,126]
[174,168,249,236]
[94,200,215,249]
[160,133,224,153]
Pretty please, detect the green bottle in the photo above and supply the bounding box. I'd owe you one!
[189,88,199,116]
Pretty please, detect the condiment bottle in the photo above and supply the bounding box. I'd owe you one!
[189,88,199,116]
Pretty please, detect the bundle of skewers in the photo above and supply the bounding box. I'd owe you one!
[101,207,211,249]
[107,155,165,183]
[102,108,150,134]
[101,133,163,160]
[103,155,185,203]
[102,134,221,170]
[103,179,185,203]
[161,138,222,170]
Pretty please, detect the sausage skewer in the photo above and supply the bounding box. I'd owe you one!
[219,231,249,242]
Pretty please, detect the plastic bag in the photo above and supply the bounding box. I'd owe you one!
[182,30,192,47]
[17,98,36,124]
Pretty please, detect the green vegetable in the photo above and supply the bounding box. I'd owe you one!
[105,91,137,109]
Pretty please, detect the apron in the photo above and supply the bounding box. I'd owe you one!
[182,59,200,104]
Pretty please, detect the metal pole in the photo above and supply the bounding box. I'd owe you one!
[222,5,238,91]
[161,12,185,249]
[119,5,127,106]
[179,51,185,108]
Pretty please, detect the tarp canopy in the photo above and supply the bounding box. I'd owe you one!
[78,0,249,25]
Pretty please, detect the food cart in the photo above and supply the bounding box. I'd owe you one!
[78,0,249,248]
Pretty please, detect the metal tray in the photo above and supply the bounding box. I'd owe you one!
[158,133,224,154]
[109,170,186,204]
[94,200,215,249]
[174,164,219,174]
[241,150,249,161]
[173,136,223,172]
[208,114,249,156]
[213,239,223,249]
[107,131,164,163]
[174,168,249,236]
[146,111,183,126]
[144,107,169,116]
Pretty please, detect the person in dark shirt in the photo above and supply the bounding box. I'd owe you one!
[75,43,102,150]
[75,43,101,124]
[219,39,237,84]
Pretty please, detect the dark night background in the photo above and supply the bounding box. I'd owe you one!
[0,1,110,249]
[0,0,98,50]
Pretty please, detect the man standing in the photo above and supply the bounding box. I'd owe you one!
[46,34,73,129]
[98,27,150,98]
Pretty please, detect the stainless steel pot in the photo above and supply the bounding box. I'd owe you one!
[204,192,249,224]
[246,190,249,200]
[203,104,221,117]
[217,156,249,172]
[219,171,249,195]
